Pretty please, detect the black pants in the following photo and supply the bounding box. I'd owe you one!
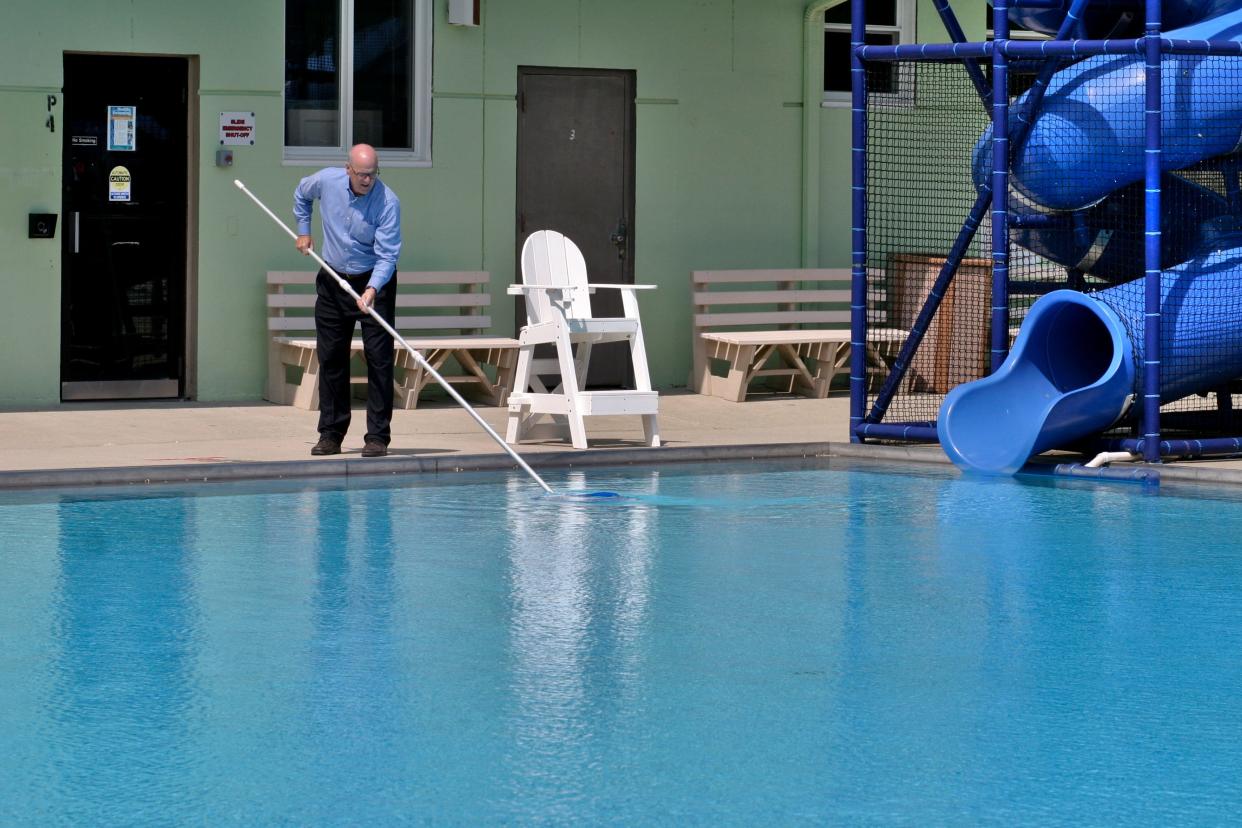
[315,268,396,444]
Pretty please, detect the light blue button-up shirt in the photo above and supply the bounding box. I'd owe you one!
[293,166,402,292]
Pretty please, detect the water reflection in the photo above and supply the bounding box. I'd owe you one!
[184,486,318,815]
[0,500,61,812]
[301,486,403,797]
[500,470,658,810]
[47,494,202,821]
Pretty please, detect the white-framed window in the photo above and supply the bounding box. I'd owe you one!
[284,0,432,166]
[822,0,916,108]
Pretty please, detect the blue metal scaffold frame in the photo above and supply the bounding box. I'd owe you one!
[848,0,1242,463]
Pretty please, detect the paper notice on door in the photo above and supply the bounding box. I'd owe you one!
[108,165,132,202]
[107,105,136,151]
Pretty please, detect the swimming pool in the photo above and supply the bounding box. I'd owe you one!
[2,459,1241,824]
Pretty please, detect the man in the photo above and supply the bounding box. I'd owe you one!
[293,143,402,457]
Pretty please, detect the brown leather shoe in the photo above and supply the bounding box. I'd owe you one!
[311,436,342,456]
[361,439,388,457]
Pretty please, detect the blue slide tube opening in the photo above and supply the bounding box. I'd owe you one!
[1034,303,1117,392]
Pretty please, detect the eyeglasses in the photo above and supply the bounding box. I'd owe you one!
[350,167,379,181]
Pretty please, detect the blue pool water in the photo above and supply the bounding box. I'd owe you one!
[2,459,1242,824]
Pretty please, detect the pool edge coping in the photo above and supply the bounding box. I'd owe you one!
[4,440,1242,491]
[0,442,889,491]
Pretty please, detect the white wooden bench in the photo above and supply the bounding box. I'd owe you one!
[690,268,905,401]
[266,270,519,410]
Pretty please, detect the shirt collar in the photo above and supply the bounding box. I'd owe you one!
[342,169,380,201]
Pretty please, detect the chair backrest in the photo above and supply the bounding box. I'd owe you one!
[518,229,593,325]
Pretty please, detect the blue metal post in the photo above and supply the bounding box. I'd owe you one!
[930,0,990,106]
[991,0,1011,373]
[1142,0,1163,463]
[848,0,868,442]
[1223,155,1242,212]
[864,190,990,426]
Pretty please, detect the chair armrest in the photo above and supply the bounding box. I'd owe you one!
[507,284,655,295]
[506,284,587,295]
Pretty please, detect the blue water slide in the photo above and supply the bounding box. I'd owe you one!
[940,237,1242,473]
[974,10,1242,214]
[973,7,1242,287]
[940,1,1242,474]
[938,292,1134,475]
[1011,174,1234,282]
[1001,0,1240,37]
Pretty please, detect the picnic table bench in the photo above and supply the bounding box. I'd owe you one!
[690,268,905,401]
[265,270,519,410]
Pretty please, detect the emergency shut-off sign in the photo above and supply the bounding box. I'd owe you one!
[219,112,256,146]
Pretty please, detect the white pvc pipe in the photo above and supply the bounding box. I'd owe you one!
[234,179,555,495]
[1084,451,1139,468]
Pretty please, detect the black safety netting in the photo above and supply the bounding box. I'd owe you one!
[864,59,991,426]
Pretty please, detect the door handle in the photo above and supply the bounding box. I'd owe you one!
[73,211,80,254]
[610,222,627,259]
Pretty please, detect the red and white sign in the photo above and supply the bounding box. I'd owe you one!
[219,112,256,146]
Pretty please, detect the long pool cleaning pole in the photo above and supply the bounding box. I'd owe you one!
[234,179,558,496]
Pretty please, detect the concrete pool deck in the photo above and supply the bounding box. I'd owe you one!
[3,388,1242,490]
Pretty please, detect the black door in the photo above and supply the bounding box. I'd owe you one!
[515,67,636,387]
[61,54,188,401]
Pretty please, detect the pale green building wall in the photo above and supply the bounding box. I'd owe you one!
[0,86,61,406]
[818,0,988,267]
[0,0,982,406]
[0,0,286,405]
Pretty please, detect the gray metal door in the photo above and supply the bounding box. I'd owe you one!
[515,67,636,388]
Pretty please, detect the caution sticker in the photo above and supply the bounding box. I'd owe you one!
[108,165,132,202]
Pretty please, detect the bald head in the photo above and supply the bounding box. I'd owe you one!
[346,144,379,196]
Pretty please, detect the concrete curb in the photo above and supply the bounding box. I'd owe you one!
[823,441,953,465]
[0,442,847,491]
[1145,463,1242,488]
[6,438,1242,491]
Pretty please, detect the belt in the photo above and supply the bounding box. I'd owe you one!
[323,266,373,279]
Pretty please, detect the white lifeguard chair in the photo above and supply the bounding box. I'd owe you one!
[505,230,661,450]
